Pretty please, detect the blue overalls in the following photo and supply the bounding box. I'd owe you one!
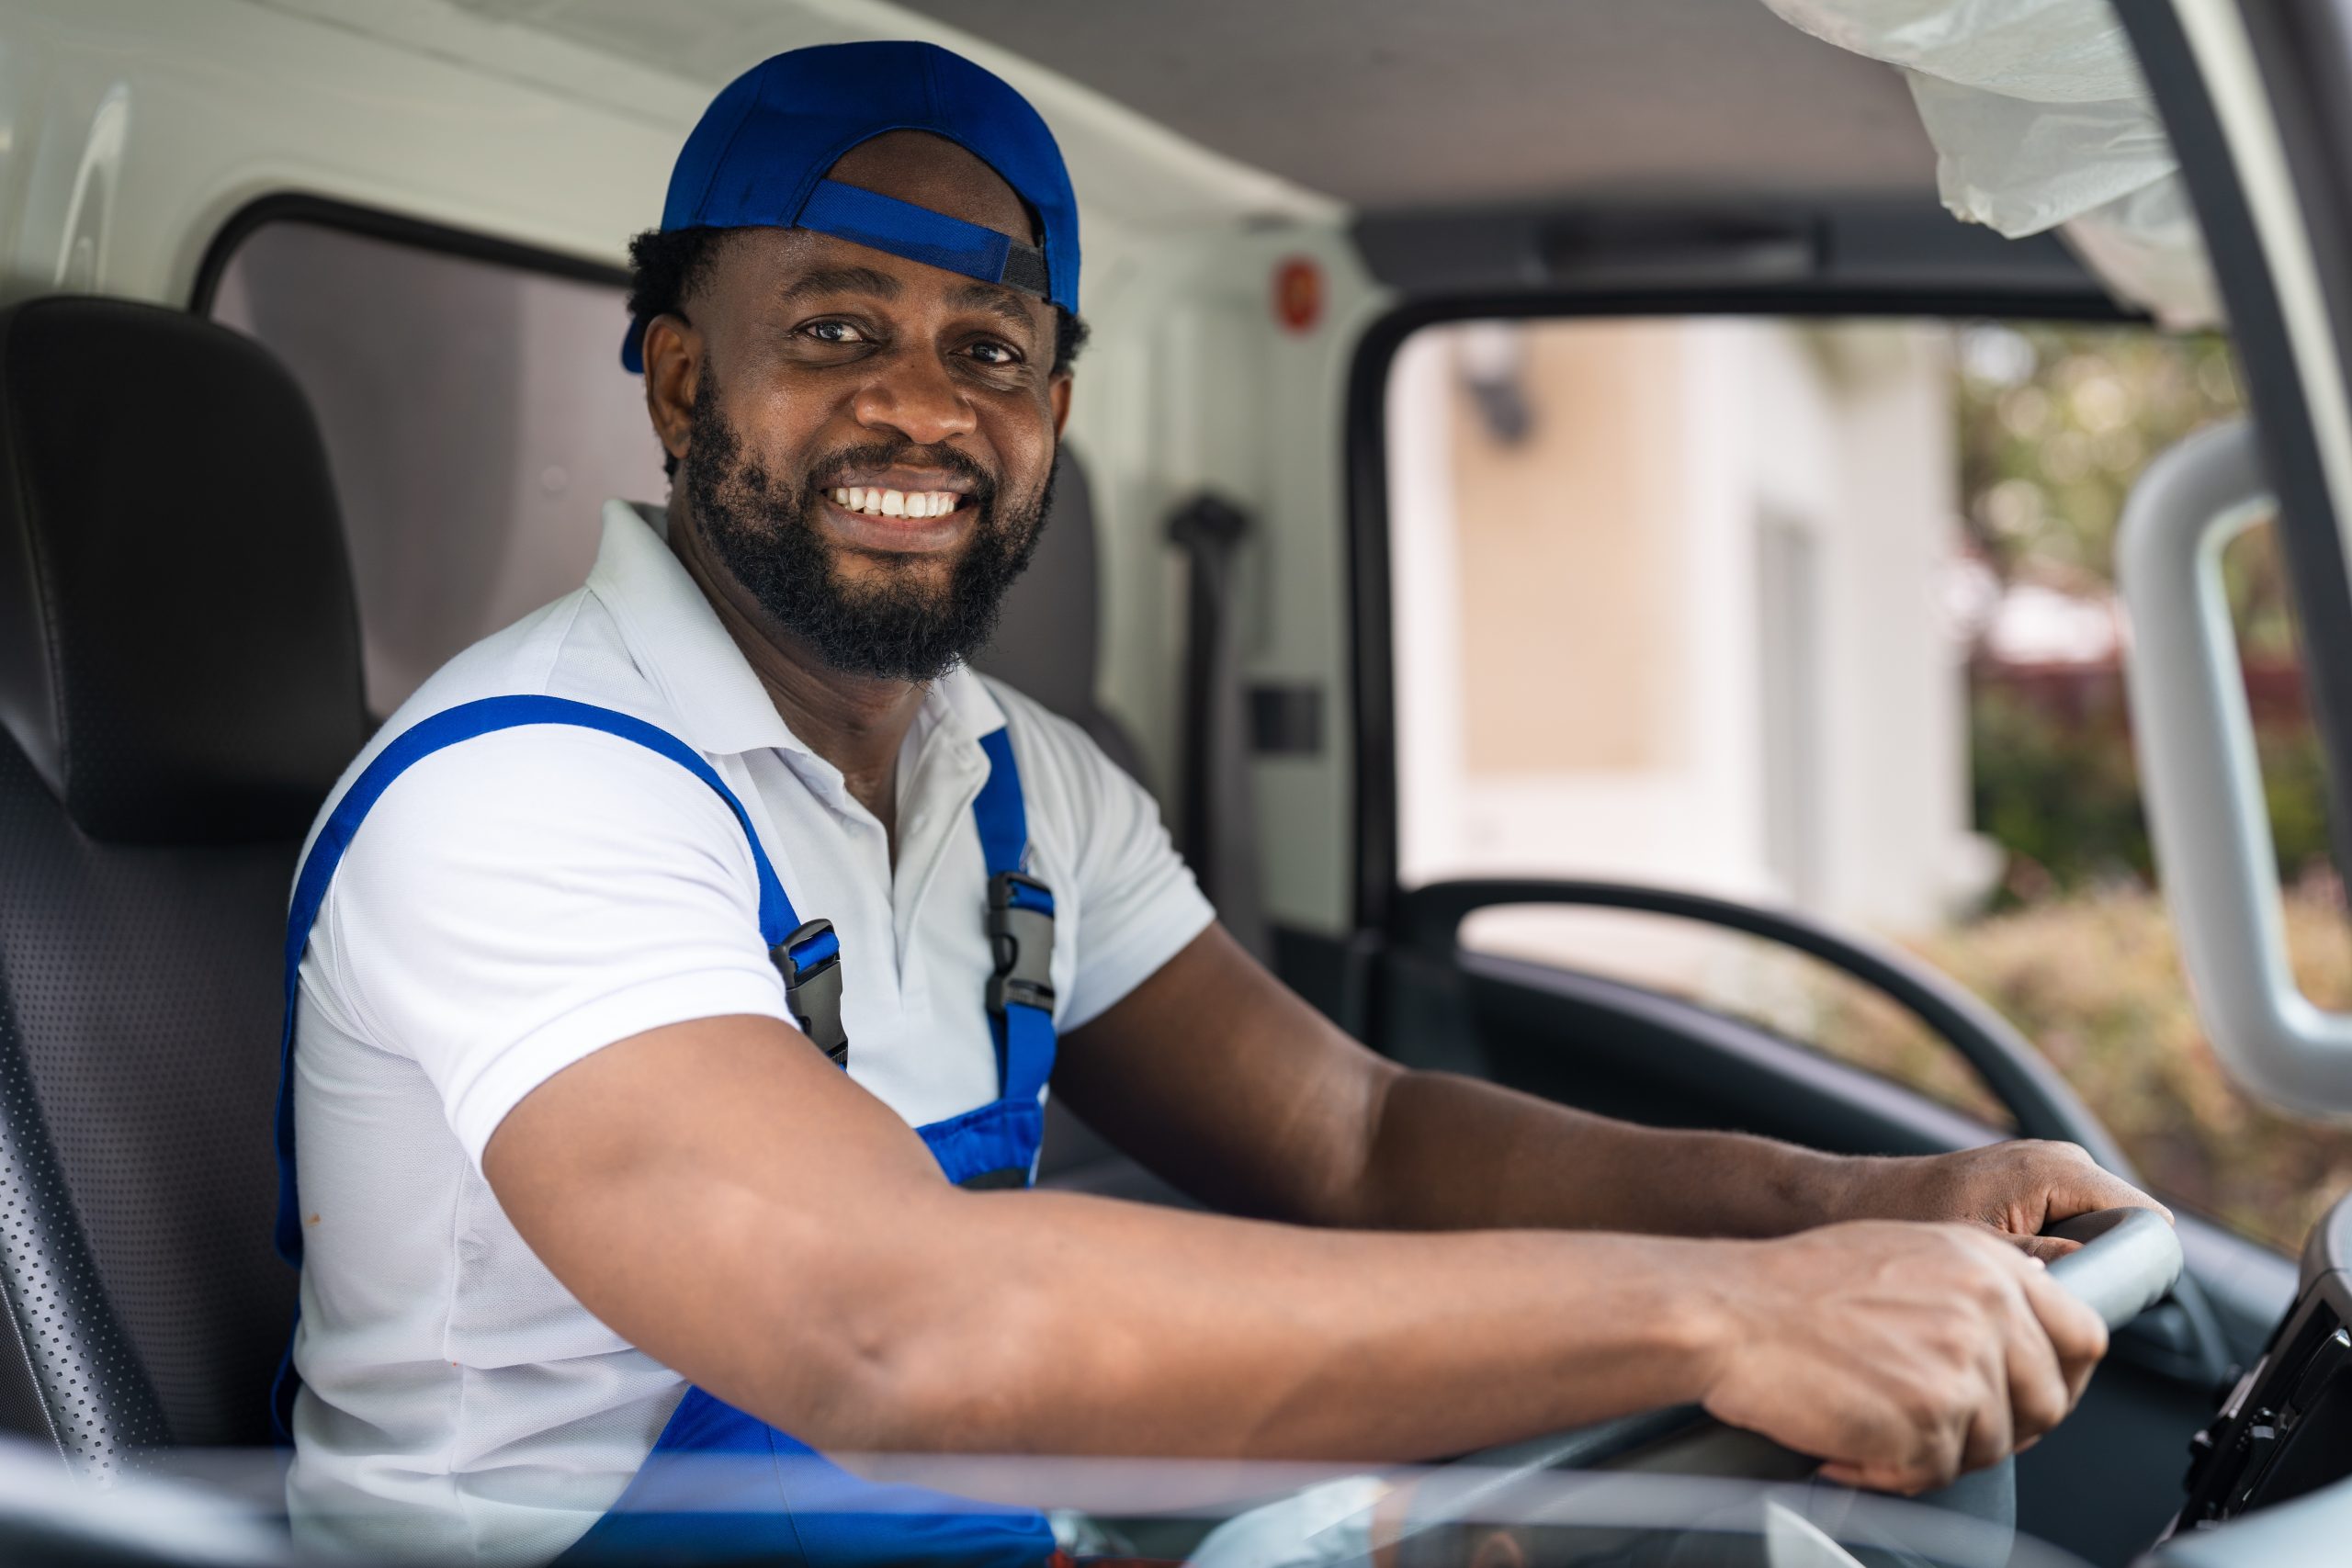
[271,695,1065,1566]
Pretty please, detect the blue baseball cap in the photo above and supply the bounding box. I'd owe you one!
[622,40,1080,373]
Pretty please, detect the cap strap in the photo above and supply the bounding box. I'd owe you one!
[797,179,1050,302]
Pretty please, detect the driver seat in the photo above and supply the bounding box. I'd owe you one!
[0,297,369,1471]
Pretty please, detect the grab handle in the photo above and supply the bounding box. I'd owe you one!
[2118,420,2352,1111]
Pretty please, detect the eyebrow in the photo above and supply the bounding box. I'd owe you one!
[775,263,1039,336]
[774,265,902,308]
[948,279,1042,336]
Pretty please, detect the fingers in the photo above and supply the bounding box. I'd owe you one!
[1861,1233,2084,1494]
[2029,1142,2174,1226]
[2014,1247,2110,1405]
[1711,1219,2112,1502]
[1996,1259,2074,1448]
[1814,1387,1968,1496]
[1958,1341,2016,1477]
[1954,1228,2086,1452]
[2004,1233,2081,1264]
[1821,1459,1929,1495]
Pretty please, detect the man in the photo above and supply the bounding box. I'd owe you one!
[278,38,2156,1567]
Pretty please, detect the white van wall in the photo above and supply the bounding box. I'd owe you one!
[0,0,1386,935]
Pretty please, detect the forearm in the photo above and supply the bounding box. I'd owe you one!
[718,1184,1732,1460]
[1338,1068,1857,1237]
[1059,931,1859,1240]
[491,1018,1738,1462]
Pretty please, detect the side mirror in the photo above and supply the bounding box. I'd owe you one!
[2119,419,2352,1113]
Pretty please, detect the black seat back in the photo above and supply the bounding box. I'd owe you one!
[976,447,1150,788]
[0,298,368,1472]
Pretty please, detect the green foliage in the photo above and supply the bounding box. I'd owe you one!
[2261,727,2338,879]
[1957,323,2330,897]
[1969,682,2151,901]
[1957,324,2243,583]
[1968,678,2334,901]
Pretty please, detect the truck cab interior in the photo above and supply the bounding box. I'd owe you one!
[7,2,2352,1564]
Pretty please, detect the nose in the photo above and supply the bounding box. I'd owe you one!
[850,348,979,446]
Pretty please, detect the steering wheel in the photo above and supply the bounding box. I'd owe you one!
[1379,1208,2186,1555]
[1395,879,2235,1388]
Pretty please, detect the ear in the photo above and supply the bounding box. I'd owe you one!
[1048,370,1072,438]
[642,312,705,474]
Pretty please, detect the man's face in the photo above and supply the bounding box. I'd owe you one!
[645,132,1070,681]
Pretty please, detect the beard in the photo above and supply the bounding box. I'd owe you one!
[683,369,1051,682]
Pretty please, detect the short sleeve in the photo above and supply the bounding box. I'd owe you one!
[300,727,794,1167]
[1016,708,1216,1032]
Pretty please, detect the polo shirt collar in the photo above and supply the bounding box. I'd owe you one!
[591,500,1008,761]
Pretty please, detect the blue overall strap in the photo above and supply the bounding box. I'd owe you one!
[557,1388,1058,1568]
[973,728,1055,1107]
[271,694,822,1270]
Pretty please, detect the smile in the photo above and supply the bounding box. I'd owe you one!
[829,486,963,520]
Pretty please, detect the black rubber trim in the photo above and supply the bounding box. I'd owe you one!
[1395,877,2133,1169]
[2119,5,2352,894]
[189,193,627,315]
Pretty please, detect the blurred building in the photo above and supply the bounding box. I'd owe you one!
[1388,318,1984,952]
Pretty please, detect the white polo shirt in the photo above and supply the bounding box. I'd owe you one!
[284,499,1213,1564]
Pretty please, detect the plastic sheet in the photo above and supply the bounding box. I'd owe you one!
[1760,0,2219,328]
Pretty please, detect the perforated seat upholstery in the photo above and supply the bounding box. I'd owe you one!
[0,298,368,1472]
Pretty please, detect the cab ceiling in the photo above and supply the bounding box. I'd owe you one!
[888,0,1937,212]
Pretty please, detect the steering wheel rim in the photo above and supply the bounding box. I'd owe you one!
[1393,878,2233,1384]
[1397,879,2126,1164]
[1377,1208,2186,1554]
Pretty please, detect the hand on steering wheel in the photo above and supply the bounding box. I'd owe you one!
[1836,1139,2174,1264]
[1366,1210,2180,1565]
[1700,1219,2111,1494]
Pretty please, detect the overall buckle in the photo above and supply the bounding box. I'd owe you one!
[771,918,849,1065]
[986,871,1056,1016]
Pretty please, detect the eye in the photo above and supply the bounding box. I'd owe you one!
[967,340,1023,367]
[800,320,869,345]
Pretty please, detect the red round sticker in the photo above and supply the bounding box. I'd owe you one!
[1273,256,1322,333]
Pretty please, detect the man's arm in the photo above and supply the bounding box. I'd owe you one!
[485,1009,2106,1493]
[1053,925,2165,1249]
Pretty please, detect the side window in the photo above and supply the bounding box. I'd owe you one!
[207,216,667,715]
[1385,314,2352,1251]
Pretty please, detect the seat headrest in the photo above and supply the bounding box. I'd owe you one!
[982,448,1102,719]
[0,297,367,843]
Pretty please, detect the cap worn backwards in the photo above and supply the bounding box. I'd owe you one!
[622,39,1080,373]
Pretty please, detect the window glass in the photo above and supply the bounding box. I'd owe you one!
[209,220,667,716]
[1386,314,2351,1251]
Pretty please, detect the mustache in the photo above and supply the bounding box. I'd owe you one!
[806,441,999,508]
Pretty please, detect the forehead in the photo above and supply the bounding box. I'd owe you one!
[713,226,1050,335]
[702,129,1050,330]
[825,130,1035,244]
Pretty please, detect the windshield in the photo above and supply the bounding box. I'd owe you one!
[1384,311,2341,1257]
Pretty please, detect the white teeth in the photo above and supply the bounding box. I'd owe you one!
[832,488,961,518]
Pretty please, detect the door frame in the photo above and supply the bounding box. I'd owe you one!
[1341,270,2132,939]
[2120,3,2352,892]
